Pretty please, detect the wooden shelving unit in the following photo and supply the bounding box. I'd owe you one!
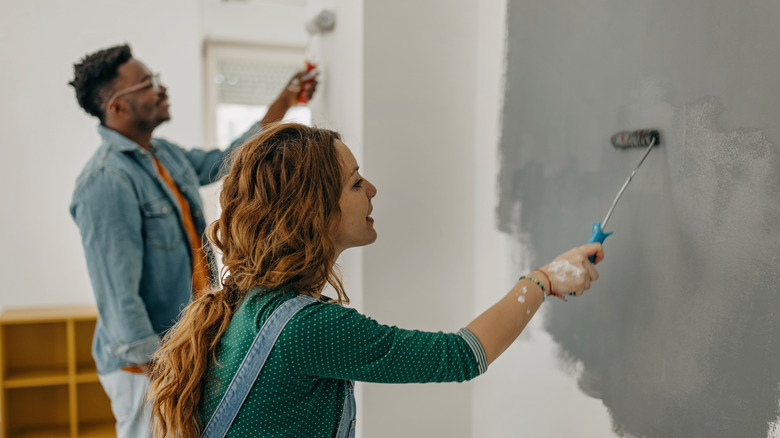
[0,306,115,438]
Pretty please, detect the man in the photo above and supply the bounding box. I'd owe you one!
[69,43,316,437]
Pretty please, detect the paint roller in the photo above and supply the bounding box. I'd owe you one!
[297,10,336,104]
[586,129,662,262]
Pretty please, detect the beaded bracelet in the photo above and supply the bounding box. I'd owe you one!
[534,269,553,296]
[518,275,547,302]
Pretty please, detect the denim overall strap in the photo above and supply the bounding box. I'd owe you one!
[201,295,315,438]
[335,380,357,438]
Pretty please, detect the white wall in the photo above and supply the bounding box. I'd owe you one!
[0,0,203,310]
[361,1,480,436]
[201,0,308,46]
[0,1,310,311]
[305,0,365,313]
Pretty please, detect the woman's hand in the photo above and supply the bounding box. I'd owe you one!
[538,242,604,298]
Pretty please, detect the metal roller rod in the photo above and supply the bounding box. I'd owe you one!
[601,137,657,228]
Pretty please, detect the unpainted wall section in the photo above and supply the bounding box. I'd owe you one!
[362,0,479,436]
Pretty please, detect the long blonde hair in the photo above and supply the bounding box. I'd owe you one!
[149,123,347,437]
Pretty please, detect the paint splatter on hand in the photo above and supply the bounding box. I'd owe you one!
[541,243,603,297]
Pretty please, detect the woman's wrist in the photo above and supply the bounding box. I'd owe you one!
[531,269,552,295]
[518,273,548,302]
[279,89,298,108]
[532,269,568,301]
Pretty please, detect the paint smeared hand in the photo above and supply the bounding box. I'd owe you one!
[540,243,603,299]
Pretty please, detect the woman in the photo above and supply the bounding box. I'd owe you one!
[149,123,603,437]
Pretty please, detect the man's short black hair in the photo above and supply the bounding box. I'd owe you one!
[69,44,133,124]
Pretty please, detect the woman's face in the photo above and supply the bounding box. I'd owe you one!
[331,140,377,254]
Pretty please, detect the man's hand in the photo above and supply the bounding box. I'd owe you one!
[262,70,320,126]
[284,69,319,106]
[121,361,154,375]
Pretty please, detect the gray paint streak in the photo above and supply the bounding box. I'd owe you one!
[499,1,780,437]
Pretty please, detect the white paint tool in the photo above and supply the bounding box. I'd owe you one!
[297,10,336,104]
[587,129,662,262]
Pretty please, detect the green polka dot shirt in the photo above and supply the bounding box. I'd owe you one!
[198,287,488,437]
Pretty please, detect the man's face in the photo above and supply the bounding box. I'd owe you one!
[108,58,170,130]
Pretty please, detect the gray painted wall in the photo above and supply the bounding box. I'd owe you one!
[499,1,780,437]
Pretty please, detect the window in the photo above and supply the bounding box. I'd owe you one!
[204,42,311,149]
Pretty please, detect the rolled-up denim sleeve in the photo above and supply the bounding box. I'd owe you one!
[71,170,160,365]
[179,122,263,185]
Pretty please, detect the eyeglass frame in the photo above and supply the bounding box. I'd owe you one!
[105,73,161,108]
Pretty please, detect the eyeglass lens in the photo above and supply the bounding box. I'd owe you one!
[150,74,161,92]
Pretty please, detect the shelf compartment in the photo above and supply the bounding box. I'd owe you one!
[76,382,115,437]
[2,322,69,378]
[78,421,115,438]
[1,306,110,438]
[6,424,71,438]
[74,320,97,375]
[5,385,71,438]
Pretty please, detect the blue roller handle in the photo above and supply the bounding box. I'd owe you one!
[587,222,613,263]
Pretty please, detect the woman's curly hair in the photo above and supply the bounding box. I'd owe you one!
[148,123,347,437]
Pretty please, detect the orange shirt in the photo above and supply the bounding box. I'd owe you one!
[151,157,211,298]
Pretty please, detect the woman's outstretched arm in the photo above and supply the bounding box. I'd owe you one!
[466,242,604,365]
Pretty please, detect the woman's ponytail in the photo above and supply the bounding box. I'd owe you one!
[149,287,242,438]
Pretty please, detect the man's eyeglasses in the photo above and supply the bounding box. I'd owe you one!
[105,73,161,108]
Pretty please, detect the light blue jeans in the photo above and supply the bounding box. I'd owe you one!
[98,369,152,438]
[337,380,357,438]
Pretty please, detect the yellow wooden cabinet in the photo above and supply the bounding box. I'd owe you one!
[0,306,115,438]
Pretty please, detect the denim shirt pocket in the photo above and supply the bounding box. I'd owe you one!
[141,197,183,250]
[179,172,202,211]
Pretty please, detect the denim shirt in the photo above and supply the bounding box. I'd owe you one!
[70,124,261,374]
